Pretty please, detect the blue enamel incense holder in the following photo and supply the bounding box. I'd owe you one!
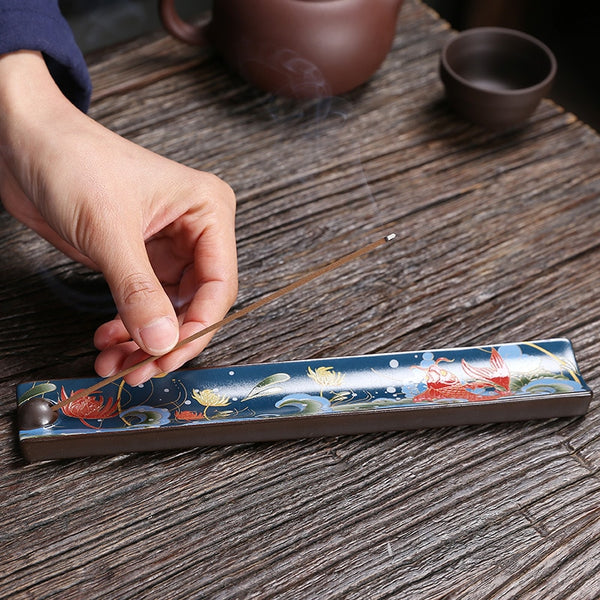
[17,338,592,461]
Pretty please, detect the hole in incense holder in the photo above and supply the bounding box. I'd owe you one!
[18,398,58,430]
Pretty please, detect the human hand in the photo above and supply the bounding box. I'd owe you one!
[0,51,238,384]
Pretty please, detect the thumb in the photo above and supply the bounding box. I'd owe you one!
[98,241,179,356]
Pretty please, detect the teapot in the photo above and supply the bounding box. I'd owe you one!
[159,0,404,97]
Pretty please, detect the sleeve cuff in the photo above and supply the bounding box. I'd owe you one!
[0,1,92,112]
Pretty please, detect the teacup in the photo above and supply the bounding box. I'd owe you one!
[439,27,557,129]
[159,0,404,98]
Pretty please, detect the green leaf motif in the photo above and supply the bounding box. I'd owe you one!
[522,381,578,395]
[17,383,57,406]
[243,373,291,401]
[276,397,329,415]
[510,372,570,393]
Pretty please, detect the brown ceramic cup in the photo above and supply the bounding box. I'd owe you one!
[439,27,557,129]
[159,0,404,98]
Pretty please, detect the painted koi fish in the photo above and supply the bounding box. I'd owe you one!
[413,349,511,403]
[461,348,510,393]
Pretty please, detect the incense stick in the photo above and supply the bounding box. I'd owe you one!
[52,234,396,413]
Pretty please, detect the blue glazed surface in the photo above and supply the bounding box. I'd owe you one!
[17,339,591,440]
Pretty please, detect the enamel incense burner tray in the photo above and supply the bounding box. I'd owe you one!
[17,338,592,462]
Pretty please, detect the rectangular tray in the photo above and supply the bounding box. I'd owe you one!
[17,338,593,461]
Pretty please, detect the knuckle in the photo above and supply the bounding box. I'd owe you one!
[220,180,236,205]
[119,273,160,306]
[204,173,236,208]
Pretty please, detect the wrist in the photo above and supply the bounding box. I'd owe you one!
[0,51,72,156]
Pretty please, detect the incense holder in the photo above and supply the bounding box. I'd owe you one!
[17,338,592,462]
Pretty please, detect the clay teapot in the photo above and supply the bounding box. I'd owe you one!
[159,0,404,97]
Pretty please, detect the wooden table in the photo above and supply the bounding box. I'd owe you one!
[2,1,600,597]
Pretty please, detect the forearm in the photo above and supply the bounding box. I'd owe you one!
[0,49,96,259]
[0,51,77,211]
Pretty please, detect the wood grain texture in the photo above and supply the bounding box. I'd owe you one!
[1,1,600,598]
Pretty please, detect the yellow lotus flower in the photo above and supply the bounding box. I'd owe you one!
[191,388,230,407]
[307,366,345,389]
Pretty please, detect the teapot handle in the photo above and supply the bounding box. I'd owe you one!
[159,0,210,46]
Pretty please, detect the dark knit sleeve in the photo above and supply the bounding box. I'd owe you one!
[0,0,92,112]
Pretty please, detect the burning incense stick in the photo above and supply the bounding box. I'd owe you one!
[52,234,396,413]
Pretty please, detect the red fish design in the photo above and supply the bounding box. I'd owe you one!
[413,349,511,403]
[460,348,510,393]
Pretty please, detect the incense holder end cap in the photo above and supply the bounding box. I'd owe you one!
[18,398,58,430]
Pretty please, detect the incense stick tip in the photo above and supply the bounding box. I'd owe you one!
[385,233,397,242]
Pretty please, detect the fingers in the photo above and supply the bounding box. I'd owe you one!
[151,192,238,373]
[94,316,130,351]
[95,236,180,358]
[156,278,238,374]
[94,278,235,385]
[94,203,238,385]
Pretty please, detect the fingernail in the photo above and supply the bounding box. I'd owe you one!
[138,317,178,355]
[97,366,118,378]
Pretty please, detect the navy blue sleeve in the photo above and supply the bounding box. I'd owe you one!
[0,0,92,112]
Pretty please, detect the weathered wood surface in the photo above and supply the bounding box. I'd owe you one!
[2,1,600,597]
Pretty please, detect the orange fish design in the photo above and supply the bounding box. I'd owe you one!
[413,349,511,403]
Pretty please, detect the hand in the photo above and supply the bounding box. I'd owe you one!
[0,51,238,384]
